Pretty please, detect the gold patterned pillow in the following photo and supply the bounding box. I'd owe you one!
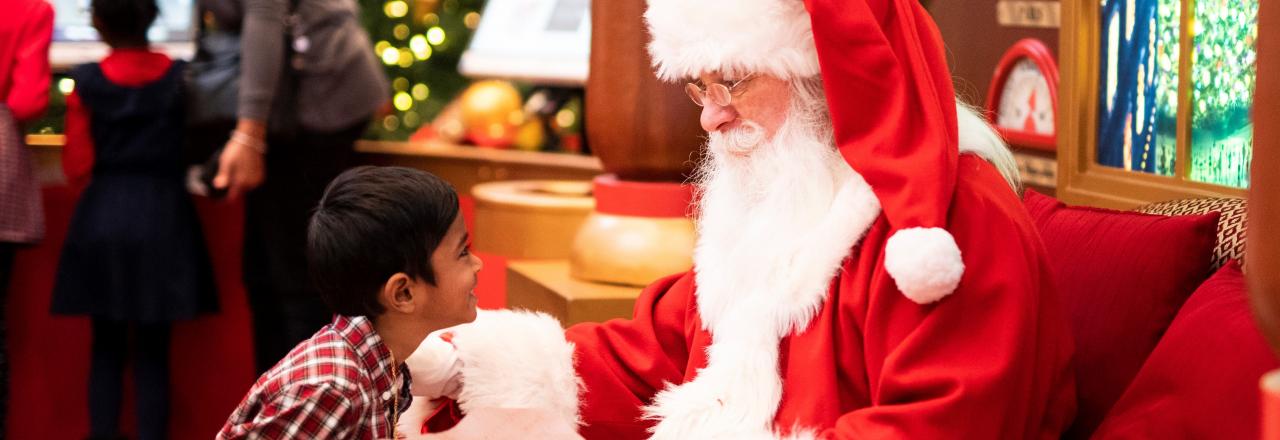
[1135,197,1247,271]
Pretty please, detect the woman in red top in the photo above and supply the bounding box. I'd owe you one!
[0,0,53,433]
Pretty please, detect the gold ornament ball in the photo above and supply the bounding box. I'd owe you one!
[460,80,523,145]
[512,120,546,151]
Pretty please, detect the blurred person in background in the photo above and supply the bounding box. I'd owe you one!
[0,0,52,433]
[201,0,389,373]
[52,0,217,438]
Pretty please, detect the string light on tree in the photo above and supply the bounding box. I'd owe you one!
[409,35,432,60]
[363,0,484,140]
[384,0,408,18]
[381,47,400,65]
[394,92,414,111]
[427,27,447,46]
[58,78,75,95]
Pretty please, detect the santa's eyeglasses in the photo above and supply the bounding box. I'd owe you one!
[684,75,756,107]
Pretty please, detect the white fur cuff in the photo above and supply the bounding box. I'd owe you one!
[450,309,583,427]
[884,227,964,304]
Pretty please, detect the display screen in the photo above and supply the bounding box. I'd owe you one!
[459,0,591,84]
[1096,0,1179,177]
[51,0,195,43]
[1096,0,1254,188]
[1188,0,1256,188]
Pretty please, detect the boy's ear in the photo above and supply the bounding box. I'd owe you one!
[379,273,416,313]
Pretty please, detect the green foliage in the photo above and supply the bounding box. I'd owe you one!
[361,0,486,140]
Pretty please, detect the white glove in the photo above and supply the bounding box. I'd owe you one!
[405,330,463,400]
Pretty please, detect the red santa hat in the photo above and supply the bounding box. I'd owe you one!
[645,0,965,303]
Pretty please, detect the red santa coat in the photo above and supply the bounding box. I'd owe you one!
[566,155,1076,439]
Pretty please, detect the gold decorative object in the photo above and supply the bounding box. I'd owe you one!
[459,80,523,148]
[472,180,594,259]
[569,212,695,286]
[508,260,643,326]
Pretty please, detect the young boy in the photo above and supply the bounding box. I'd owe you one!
[218,166,482,439]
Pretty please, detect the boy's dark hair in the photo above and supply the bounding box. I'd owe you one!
[92,0,159,44]
[308,166,460,317]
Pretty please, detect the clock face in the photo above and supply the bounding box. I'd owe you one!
[996,58,1055,136]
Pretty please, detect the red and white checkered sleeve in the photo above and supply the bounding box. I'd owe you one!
[219,381,364,439]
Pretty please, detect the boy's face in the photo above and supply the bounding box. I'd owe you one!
[416,213,481,327]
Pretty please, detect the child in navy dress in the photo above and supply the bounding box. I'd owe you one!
[51,0,216,438]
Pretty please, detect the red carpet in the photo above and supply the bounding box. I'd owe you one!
[5,186,506,438]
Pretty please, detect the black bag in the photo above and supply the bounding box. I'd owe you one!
[186,30,241,128]
[187,0,303,198]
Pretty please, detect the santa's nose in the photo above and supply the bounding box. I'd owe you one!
[700,102,737,133]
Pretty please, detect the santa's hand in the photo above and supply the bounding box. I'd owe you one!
[406,330,463,400]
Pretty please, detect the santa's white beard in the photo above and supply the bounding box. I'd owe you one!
[691,94,860,332]
[692,96,855,302]
[643,88,889,440]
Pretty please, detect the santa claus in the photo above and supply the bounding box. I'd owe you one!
[406,0,1077,438]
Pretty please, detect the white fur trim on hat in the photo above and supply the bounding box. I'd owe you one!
[449,309,583,427]
[644,0,819,81]
[884,227,965,304]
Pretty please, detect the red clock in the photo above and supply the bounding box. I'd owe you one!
[986,38,1059,152]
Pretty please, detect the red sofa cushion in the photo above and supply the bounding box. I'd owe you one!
[1022,190,1220,439]
[1091,261,1279,439]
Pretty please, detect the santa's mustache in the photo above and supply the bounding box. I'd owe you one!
[707,120,767,157]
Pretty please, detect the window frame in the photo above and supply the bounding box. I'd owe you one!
[1058,0,1248,209]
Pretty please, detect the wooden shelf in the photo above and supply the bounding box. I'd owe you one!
[23,136,605,192]
[24,134,64,149]
[506,259,642,327]
[355,140,603,194]
[357,140,601,170]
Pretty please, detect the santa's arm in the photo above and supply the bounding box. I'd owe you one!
[440,310,583,425]
[411,274,694,437]
[815,192,1075,439]
[564,272,695,438]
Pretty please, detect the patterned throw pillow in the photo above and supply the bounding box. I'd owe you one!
[1136,197,1247,271]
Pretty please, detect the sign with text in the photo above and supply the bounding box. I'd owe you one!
[996,1,1061,28]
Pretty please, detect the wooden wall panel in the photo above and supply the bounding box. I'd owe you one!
[927,0,1059,107]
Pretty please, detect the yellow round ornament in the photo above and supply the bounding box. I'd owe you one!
[512,120,546,151]
[459,80,523,147]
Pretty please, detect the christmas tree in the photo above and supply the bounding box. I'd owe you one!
[361,0,487,141]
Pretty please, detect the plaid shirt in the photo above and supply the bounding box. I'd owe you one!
[218,315,412,439]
